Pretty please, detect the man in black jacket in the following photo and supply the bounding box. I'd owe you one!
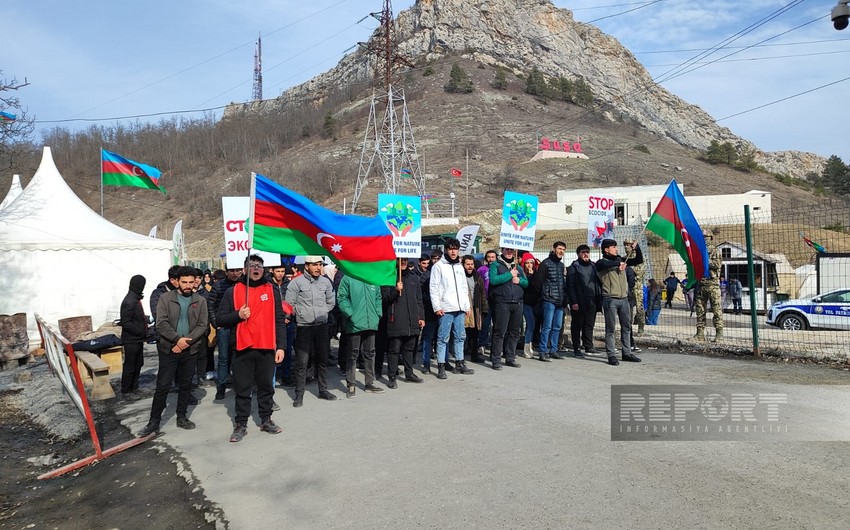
[533,241,568,360]
[209,267,242,401]
[217,255,286,442]
[381,258,426,388]
[566,245,601,358]
[120,274,147,400]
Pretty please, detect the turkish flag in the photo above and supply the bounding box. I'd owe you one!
[450,168,462,177]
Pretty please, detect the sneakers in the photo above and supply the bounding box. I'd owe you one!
[230,423,248,442]
[205,371,215,380]
[214,387,226,401]
[622,353,642,363]
[573,350,585,359]
[631,346,642,353]
[346,383,356,398]
[549,351,564,360]
[505,360,521,368]
[405,373,423,383]
[137,421,160,438]
[260,419,282,434]
[271,400,281,412]
[293,394,304,408]
[176,416,196,430]
[585,346,599,354]
[364,384,385,394]
[607,356,620,366]
[538,354,552,363]
[387,378,398,389]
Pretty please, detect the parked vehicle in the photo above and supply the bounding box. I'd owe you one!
[766,289,850,330]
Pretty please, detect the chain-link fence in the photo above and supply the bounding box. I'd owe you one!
[540,200,850,361]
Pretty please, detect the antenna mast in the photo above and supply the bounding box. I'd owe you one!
[352,0,427,214]
[252,33,263,101]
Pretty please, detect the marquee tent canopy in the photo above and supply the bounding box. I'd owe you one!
[0,147,172,343]
[0,174,23,211]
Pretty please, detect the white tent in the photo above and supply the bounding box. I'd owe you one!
[0,174,23,211]
[0,147,172,342]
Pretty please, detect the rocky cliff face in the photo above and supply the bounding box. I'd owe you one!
[225,0,823,178]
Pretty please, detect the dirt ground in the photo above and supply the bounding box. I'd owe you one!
[0,386,222,530]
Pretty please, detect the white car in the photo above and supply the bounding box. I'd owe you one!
[766,289,850,331]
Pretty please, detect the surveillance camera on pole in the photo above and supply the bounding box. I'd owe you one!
[833,1,850,30]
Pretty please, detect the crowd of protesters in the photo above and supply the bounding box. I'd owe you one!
[128,236,676,442]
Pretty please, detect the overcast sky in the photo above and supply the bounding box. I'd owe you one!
[2,0,848,160]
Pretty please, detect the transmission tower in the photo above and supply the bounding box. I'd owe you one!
[352,0,427,214]
[252,33,263,101]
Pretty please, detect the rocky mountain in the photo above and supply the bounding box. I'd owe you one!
[226,0,823,179]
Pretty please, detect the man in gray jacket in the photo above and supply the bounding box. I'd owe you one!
[596,239,643,366]
[138,266,209,437]
[285,256,338,407]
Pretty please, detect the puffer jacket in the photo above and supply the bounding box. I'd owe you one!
[430,255,471,313]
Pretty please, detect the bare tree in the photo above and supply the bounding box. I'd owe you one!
[0,72,35,169]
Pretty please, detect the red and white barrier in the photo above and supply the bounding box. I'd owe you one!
[35,313,153,479]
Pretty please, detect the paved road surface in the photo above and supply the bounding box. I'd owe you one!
[118,351,850,529]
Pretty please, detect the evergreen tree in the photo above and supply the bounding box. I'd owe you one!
[525,67,546,97]
[572,77,593,107]
[492,67,507,90]
[322,111,336,139]
[735,145,758,171]
[445,63,473,93]
[822,155,850,195]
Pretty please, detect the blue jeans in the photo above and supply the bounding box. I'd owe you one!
[522,305,536,345]
[421,319,438,365]
[216,327,232,389]
[436,311,466,364]
[647,308,661,325]
[539,301,564,354]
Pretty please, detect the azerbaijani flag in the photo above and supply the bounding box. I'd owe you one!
[400,168,412,178]
[801,233,826,253]
[101,149,164,192]
[249,173,397,286]
[645,179,708,288]
[0,111,16,122]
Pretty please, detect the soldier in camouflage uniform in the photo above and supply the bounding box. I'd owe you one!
[630,254,646,335]
[694,230,724,341]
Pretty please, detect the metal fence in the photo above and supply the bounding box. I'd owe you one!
[546,200,850,362]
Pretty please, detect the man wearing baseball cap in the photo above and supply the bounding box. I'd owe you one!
[285,255,338,406]
[596,239,643,366]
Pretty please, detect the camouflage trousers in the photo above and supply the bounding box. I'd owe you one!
[632,287,645,329]
[695,283,723,331]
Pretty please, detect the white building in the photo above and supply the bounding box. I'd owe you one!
[537,184,771,230]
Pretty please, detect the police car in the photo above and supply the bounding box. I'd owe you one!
[766,289,850,331]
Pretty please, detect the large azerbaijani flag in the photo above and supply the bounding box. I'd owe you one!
[645,179,709,288]
[249,173,397,286]
[0,111,16,122]
[101,149,164,192]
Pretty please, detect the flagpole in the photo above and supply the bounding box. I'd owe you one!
[100,148,104,217]
[246,173,258,309]
[465,148,469,217]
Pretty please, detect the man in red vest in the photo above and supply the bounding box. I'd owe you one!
[217,255,287,442]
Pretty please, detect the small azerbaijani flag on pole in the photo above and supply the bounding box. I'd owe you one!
[400,168,412,178]
[0,111,16,122]
[800,233,827,253]
[101,149,165,193]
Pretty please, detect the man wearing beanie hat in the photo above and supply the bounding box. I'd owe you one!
[596,239,643,365]
[120,274,148,400]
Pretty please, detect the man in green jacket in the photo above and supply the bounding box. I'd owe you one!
[337,274,385,398]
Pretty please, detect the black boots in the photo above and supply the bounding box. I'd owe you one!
[436,363,447,379]
[455,360,475,375]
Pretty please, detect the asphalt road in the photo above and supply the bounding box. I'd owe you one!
[117,350,850,529]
